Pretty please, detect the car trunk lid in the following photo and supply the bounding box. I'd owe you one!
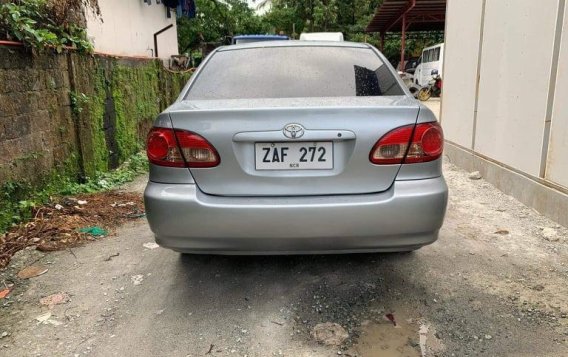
[168,96,420,196]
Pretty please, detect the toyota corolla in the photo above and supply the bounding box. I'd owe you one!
[144,41,448,254]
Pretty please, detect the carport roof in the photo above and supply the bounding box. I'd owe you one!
[366,0,447,33]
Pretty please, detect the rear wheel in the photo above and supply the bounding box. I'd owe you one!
[417,88,432,101]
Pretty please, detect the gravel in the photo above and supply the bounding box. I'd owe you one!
[0,163,567,356]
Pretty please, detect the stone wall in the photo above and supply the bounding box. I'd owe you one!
[0,49,77,187]
[0,46,190,229]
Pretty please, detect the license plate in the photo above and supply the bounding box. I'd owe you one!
[255,142,333,170]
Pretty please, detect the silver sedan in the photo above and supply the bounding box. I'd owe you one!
[144,41,448,254]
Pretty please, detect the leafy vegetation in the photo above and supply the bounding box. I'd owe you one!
[0,152,148,233]
[177,0,268,53]
[69,91,89,114]
[0,51,190,236]
[263,0,443,63]
[177,0,443,64]
[0,0,96,52]
[58,152,148,195]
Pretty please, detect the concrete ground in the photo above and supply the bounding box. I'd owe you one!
[1,98,568,356]
[424,98,441,118]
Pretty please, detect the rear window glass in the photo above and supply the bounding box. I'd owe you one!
[186,46,404,100]
[234,38,283,44]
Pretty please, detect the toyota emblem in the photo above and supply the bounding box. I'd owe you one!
[283,123,305,139]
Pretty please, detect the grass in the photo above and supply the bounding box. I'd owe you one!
[0,152,148,234]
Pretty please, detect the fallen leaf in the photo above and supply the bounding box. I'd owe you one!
[0,287,12,299]
[17,266,48,279]
[494,229,509,235]
[35,311,52,324]
[40,292,69,308]
[142,242,159,250]
[46,319,63,326]
[35,311,62,326]
[385,313,397,326]
[104,252,120,261]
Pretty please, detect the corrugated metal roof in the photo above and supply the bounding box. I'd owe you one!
[366,0,446,33]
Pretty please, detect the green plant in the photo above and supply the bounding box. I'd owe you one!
[0,0,94,53]
[177,0,270,52]
[59,152,148,195]
[69,91,89,114]
[0,152,148,233]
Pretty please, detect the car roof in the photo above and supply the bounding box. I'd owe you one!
[233,35,289,39]
[217,40,371,52]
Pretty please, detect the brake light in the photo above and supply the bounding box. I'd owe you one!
[146,128,220,168]
[369,122,443,165]
[175,130,220,168]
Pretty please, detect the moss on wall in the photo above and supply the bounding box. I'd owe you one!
[0,48,191,232]
[111,62,160,163]
[86,62,110,175]
[70,54,190,177]
[75,57,189,175]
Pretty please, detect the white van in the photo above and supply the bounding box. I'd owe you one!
[299,32,344,41]
[414,43,444,86]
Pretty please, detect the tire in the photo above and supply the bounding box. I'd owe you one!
[417,88,432,101]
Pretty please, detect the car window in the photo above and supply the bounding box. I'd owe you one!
[234,38,280,44]
[434,47,440,61]
[186,46,405,100]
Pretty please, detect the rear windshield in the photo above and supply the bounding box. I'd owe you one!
[234,38,286,44]
[185,46,404,100]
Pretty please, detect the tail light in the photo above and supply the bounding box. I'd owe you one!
[370,122,443,165]
[146,128,220,168]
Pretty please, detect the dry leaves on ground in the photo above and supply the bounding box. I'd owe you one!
[0,191,144,269]
[39,292,70,308]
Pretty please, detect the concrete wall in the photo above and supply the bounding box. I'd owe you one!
[86,0,179,58]
[441,0,483,149]
[0,52,76,187]
[547,2,568,187]
[442,0,568,226]
[0,46,190,230]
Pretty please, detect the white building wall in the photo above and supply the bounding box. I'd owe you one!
[547,2,568,188]
[86,0,179,58]
[440,0,483,149]
[441,0,568,224]
[473,0,558,177]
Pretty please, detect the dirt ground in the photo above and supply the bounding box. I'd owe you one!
[1,99,568,356]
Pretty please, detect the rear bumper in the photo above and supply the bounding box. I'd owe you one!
[144,177,448,254]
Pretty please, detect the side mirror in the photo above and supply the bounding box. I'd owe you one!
[431,69,439,75]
